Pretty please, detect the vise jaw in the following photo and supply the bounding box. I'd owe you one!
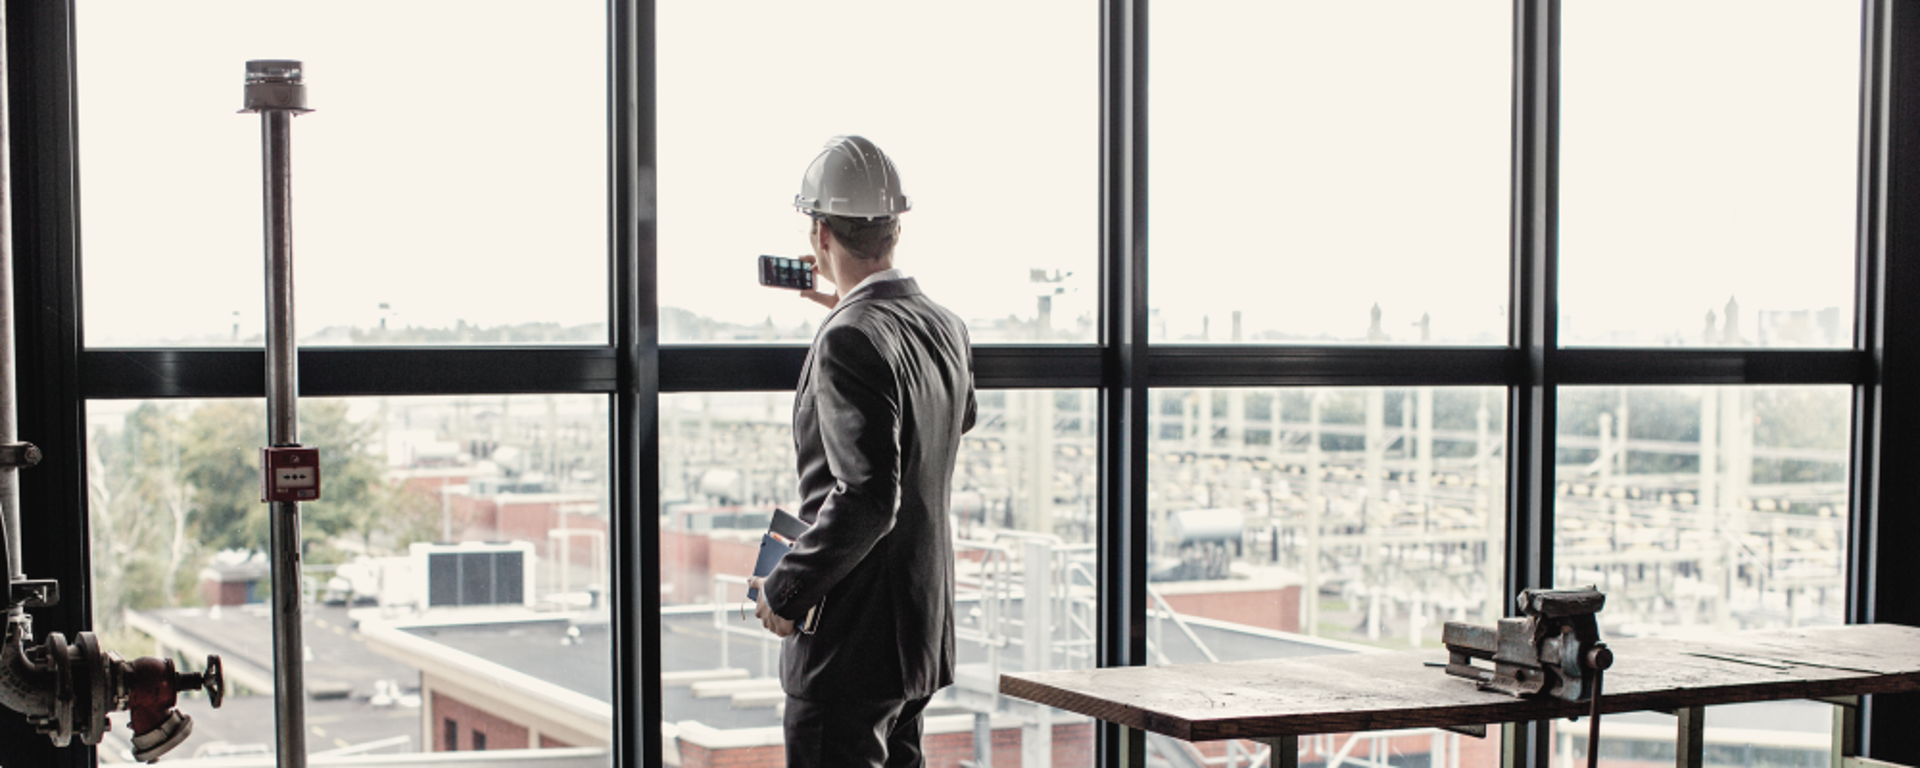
[1442,586,1612,704]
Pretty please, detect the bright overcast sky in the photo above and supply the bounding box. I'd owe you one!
[74,1,1859,347]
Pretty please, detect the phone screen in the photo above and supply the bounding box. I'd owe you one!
[758,255,814,291]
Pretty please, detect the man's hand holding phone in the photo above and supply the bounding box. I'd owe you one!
[793,255,836,310]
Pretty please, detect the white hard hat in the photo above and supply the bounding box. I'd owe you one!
[794,135,911,219]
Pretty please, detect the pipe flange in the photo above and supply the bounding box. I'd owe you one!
[74,632,110,746]
[44,632,72,746]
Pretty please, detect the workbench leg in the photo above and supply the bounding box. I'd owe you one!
[973,711,993,768]
[1677,706,1706,768]
[1830,695,1860,768]
[1266,735,1299,768]
[1115,725,1146,768]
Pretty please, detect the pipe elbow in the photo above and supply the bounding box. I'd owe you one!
[0,618,52,719]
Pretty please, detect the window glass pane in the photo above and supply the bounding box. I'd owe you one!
[1553,386,1847,628]
[88,395,612,762]
[1560,1,1859,348]
[1150,2,1511,345]
[77,2,608,347]
[661,390,1095,767]
[657,2,1097,344]
[1146,387,1508,767]
[1551,386,1848,767]
[1549,701,1836,768]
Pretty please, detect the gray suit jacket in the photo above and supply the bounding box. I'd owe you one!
[761,277,976,701]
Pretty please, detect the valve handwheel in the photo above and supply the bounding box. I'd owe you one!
[202,655,224,708]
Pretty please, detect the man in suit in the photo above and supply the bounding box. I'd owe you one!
[747,135,976,768]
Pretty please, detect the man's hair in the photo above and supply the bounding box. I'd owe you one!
[817,214,900,262]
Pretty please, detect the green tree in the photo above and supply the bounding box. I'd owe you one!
[365,478,442,553]
[179,399,386,560]
[92,399,440,617]
[1751,387,1849,485]
[180,401,268,553]
[89,402,201,615]
[297,399,386,562]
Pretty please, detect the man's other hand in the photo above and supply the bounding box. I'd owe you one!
[747,577,796,637]
[797,255,837,310]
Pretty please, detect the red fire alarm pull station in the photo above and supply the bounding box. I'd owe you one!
[261,446,321,502]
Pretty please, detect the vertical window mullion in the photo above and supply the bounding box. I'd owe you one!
[1097,1,1149,766]
[1849,0,1887,646]
[611,1,659,767]
[1856,0,1920,759]
[1505,1,1559,767]
[2,0,91,765]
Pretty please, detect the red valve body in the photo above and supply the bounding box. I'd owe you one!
[125,656,179,736]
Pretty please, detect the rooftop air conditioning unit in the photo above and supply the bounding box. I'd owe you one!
[410,541,535,609]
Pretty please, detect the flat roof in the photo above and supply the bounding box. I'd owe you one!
[367,599,1366,733]
[135,598,1831,756]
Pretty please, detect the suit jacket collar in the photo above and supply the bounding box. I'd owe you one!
[821,277,921,327]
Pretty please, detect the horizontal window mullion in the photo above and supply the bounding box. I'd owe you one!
[1551,349,1868,386]
[659,346,807,392]
[1148,345,1519,387]
[1146,346,1868,388]
[83,345,1868,399]
[83,347,621,399]
[660,345,1104,391]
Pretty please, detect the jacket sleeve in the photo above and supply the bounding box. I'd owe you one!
[763,323,901,620]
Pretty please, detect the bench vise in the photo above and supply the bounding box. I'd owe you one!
[1442,586,1613,704]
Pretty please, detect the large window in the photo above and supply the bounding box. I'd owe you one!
[1144,387,1508,768]
[11,1,1906,767]
[658,390,1095,767]
[86,396,612,760]
[1549,386,1849,767]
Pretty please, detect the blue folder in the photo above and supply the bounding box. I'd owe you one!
[746,508,808,601]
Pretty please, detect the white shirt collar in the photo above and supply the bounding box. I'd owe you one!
[846,267,909,298]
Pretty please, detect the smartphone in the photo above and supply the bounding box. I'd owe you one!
[758,255,814,291]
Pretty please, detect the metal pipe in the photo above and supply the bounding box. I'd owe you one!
[0,0,20,600]
[243,58,311,768]
[264,107,297,448]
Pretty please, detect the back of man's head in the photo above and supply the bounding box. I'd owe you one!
[818,214,900,262]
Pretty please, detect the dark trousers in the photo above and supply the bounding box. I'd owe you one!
[783,694,932,768]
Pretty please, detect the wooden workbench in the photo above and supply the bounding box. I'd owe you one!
[1000,624,1920,766]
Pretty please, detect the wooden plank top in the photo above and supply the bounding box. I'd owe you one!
[1000,624,1920,741]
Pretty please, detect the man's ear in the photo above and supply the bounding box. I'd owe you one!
[813,219,834,250]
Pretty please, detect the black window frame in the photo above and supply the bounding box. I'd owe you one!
[4,1,1918,766]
